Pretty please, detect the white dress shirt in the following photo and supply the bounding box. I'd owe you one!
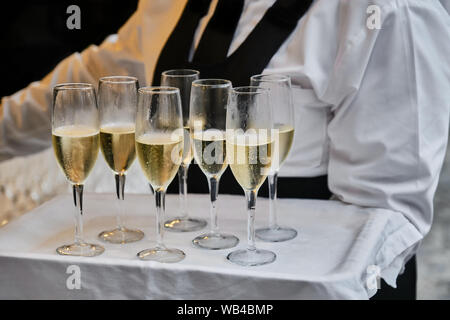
[1,0,449,254]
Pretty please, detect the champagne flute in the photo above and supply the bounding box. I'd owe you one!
[97,76,144,244]
[226,86,276,266]
[52,83,104,256]
[190,79,239,250]
[161,69,207,232]
[135,87,185,263]
[250,74,297,242]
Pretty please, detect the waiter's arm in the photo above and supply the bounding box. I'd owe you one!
[325,0,450,239]
[0,4,145,162]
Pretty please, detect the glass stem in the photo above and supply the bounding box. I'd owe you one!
[268,172,279,230]
[208,176,220,234]
[154,188,166,249]
[115,173,125,230]
[72,184,84,245]
[178,164,189,219]
[245,189,257,252]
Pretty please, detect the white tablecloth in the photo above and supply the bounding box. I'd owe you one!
[0,193,422,299]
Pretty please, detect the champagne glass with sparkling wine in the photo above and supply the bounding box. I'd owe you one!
[97,76,144,243]
[161,69,207,232]
[52,83,104,256]
[190,79,239,250]
[135,87,185,263]
[226,86,276,266]
[250,74,297,242]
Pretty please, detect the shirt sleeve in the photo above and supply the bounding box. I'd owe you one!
[0,4,146,162]
[439,0,450,14]
[326,0,450,239]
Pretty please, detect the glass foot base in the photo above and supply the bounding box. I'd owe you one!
[137,247,185,263]
[164,217,207,232]
[98,227,144,244]
[227,248,276,266]
[256,226,297,242]
[56,242,105,257]
[192,232,239,250]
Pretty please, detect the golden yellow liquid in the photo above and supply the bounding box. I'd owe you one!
[135,133,183,189]
[100,123,136,174]
[52,125,99,185]
[227,137,273,191]
[182,126,194,166]
[192,131,227,178]
[274,123,294,170]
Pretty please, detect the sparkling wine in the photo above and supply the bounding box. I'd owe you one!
[52,125,99,185]
[192,130,227,178]
[135,132,183,189]
[100,122,136,174]
[274,123,294,170]
[227,135,273,191]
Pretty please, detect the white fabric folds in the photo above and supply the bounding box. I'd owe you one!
[0,194,421,299]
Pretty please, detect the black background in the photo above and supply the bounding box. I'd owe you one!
[0,0,138,97]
